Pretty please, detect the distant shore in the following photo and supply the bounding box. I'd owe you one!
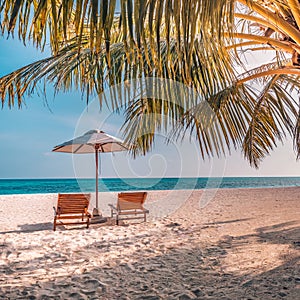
[1,187,299,298]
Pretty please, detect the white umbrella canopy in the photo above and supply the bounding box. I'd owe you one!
[53,129,129,153]
[52,130,130,216]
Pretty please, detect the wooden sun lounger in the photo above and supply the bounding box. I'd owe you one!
[53,193,91,231]
[108,192,149,225]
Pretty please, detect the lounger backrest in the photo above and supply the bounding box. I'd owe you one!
[117,192,147,210]
[57,193,91,214]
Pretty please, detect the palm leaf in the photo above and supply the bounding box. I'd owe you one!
[242,75,298,167]
[0,33,235,108]
[2,0,300,165]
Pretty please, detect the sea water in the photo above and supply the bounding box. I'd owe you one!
[0,177,300,195]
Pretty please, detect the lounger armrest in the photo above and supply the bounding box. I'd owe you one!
[108,204,118,212]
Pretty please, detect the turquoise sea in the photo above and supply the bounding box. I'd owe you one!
[0,177,300,195]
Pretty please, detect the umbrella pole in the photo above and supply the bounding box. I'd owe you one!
[95,147,99,209]
[93,144,100,216]
[92,144,106,222]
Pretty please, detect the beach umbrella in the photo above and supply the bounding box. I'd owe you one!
[52,129,130,216]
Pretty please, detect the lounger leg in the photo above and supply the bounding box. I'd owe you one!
[116,215,119,225]
[53,217,57,231]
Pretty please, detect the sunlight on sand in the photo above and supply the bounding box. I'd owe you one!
[1,188,299,299]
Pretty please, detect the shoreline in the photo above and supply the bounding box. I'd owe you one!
[1,175,300,179]
[1,184,300,197]
[1,187,299,298]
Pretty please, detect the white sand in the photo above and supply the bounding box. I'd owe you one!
[0,188,299,299]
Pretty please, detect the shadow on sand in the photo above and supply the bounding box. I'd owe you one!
[0,222,54,234]
[0,220,299,299]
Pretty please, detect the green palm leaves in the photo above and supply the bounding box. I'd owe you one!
[1,0,300,167]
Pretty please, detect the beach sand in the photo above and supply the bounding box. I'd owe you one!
[0,187,299,299]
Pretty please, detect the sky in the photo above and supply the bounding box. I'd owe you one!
[0,36,300,179]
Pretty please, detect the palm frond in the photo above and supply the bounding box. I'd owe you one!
[2,0,300,166]
[238,0,300,44]
[168,71,300,167]
[0,34,235,108]
[1,0,236,78]
[174,83,252,159]
[120,78,196,155]
[237,59,292,83]
[242,75,298,167]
